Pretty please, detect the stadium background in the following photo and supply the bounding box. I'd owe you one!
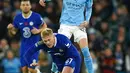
[0,0,130,73]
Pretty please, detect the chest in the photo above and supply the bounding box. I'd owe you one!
[47,47,65,57]
[4,60,19,68]
[64,0,86,5]
[17,18,38,30]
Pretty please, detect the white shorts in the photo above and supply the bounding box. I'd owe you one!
[58,24,87,42]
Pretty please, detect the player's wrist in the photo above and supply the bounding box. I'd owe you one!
[83,21,89,27]
[38,29,41,34]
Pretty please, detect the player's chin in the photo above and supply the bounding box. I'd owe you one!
[23,11,30,14]
[47,45,53,48]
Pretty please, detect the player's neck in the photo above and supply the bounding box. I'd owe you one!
[22,11,32,18]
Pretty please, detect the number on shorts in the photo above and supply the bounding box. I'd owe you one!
[65,58,73,65]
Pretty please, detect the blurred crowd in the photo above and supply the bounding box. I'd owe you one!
[0,0,130,73]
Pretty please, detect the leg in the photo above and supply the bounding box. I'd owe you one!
[28,68,40,73]
[21,56,29,73]
[79,38,94,73]
[58,24,72,39]
[63,57,81,73]
[73,42,87,73]
[73,27,94,73]
[62,66,74,73]
[22,66,28,73]
[28,52,40,73]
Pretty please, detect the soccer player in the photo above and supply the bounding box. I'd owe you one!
[7,0,47,73]
[24,28,81,73]
[39,0,94,73]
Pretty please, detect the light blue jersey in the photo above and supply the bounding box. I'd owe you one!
[60,0,93,26]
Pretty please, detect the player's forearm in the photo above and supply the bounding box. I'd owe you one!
[85,7,92,22]
[85,0,93,22]
[39,23,47,33]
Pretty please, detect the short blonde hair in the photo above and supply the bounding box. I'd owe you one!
[41,28,53,38]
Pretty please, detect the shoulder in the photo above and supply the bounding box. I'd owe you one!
[55,33,69,42]
[14,13,22,20]
[54,33,67,38]
[32,11,41,17]
[14,58,20,62]
[35,40,44,47]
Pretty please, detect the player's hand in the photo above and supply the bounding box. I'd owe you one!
[31,27,40,34]
[78,21,89,32]
[30,62,38,66]
[39,0,46,7]
[30,59,39,66]
[79,21,89,28]
[7,23,14,30]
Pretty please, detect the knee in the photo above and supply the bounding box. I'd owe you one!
[79,38,88,48]
[28,68,36,73]
[22,66,28,73]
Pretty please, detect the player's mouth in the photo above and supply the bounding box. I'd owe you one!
[47,44,53,48]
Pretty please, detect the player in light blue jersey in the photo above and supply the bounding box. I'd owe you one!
[24,28,81,73]
[7,0,47,73]
[39,0,94,73]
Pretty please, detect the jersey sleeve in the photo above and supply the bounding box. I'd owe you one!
[36,14,44,26]
[24,41,44,65]
[13,16,19,28]
[85,0,93,22]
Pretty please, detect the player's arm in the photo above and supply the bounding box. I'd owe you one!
[31,15,47,35]
[7,23,18,37]
[24,41,43,65]
[31,22,47,35]
[39,22,47,33]
[79,0,93,28]
[39,0,46,7]
[85,0,93,22]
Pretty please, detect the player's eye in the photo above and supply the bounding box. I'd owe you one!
[26,4,29,6]
[22,4,25,6]
[43,39,50,44]
[43,40,47,43]
[48,39,50,42]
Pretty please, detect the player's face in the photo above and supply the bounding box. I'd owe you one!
[20,1,31,14]
[42,35,55,48]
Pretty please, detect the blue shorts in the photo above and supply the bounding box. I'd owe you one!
[64,57,81,73]
[20,51,39,69]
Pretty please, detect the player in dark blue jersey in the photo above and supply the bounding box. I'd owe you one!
[7,0,47,73]
[39,0,94,73]
[24,28,81,73]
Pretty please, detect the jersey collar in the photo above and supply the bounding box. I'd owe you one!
[22,11,32,19]
[54,36,57,47]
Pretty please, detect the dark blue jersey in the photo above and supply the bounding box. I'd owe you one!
[24,33,81,72]
[13,11,44,55]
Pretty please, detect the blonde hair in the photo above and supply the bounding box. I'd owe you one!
[41,28,53,38]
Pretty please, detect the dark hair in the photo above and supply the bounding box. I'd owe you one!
[21,0,31,3]
[21,0,31,4]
